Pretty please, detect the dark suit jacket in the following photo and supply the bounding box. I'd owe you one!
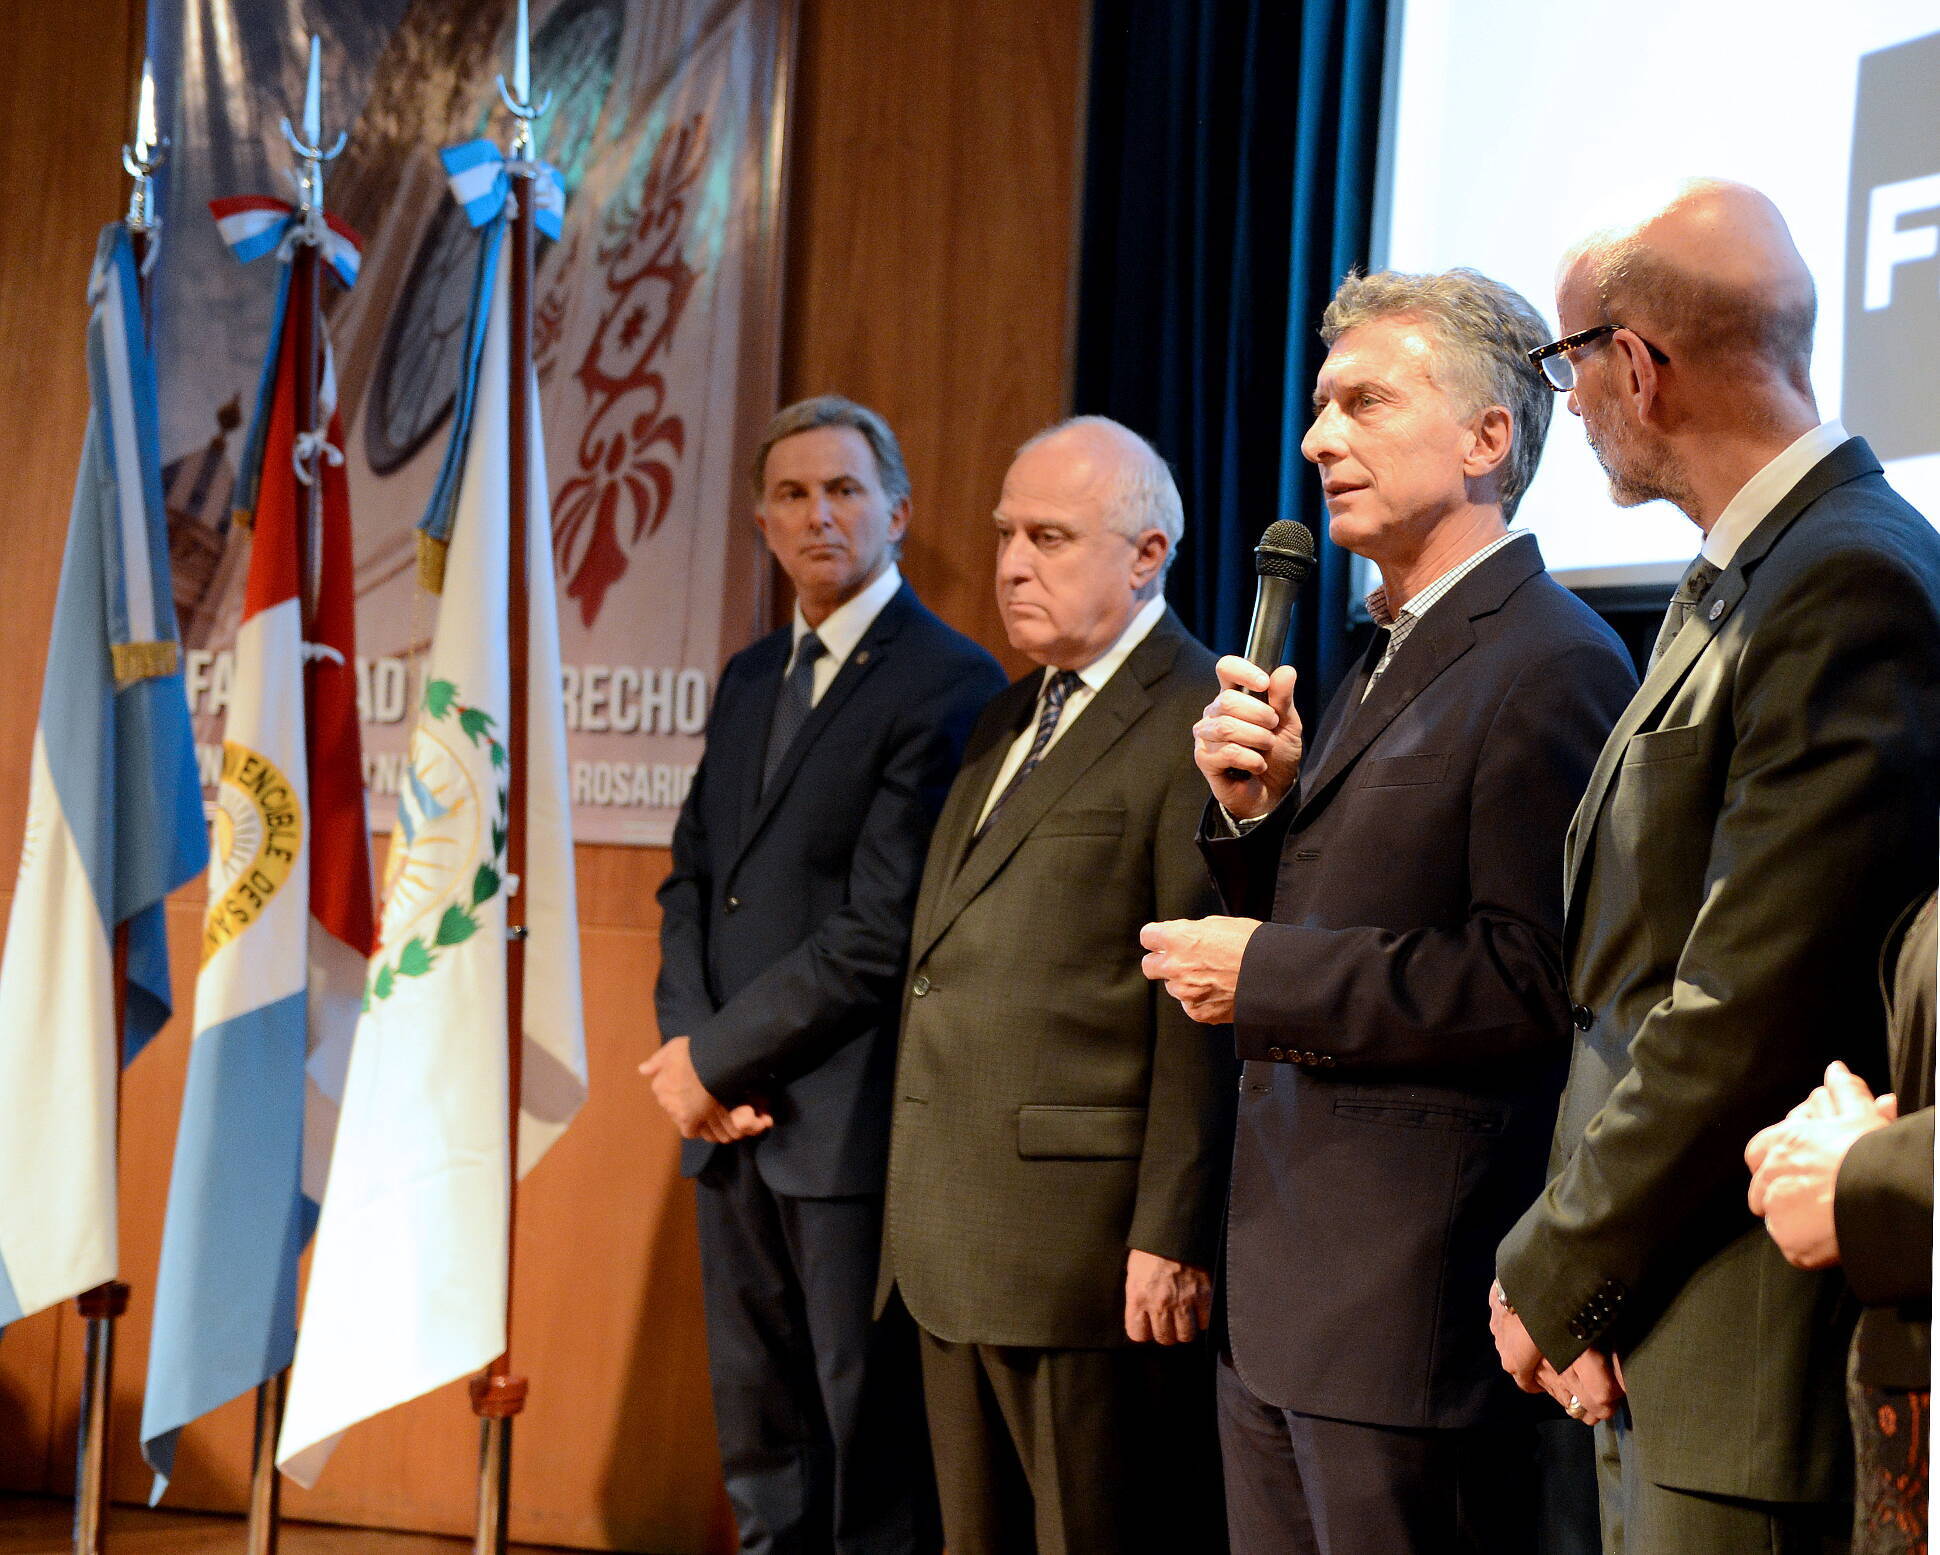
[655,582,1006,1198]
[878,610,1235,1348]
[1839,891,1934,1391]
[1498,438,1940,1502]
[1200,535,1635,1428]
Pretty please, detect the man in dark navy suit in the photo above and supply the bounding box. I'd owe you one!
[649,395,1006,1555]
[1141,270,1636,1554]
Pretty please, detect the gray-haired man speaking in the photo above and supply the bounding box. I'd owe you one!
[1141,270,1635,1554]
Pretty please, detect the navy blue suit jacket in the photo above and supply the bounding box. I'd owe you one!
[1201,535,1636,1428]
[655,581,1006,1197]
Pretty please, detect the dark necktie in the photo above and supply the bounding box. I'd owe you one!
[1648,557,1723,672]
[761,631,826,792]
[975,669,1083,840]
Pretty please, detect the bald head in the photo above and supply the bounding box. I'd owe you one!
[1564,180,1816,389]
[1013,416,1185,577]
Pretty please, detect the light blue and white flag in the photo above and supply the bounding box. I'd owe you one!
[0,223,207,1327]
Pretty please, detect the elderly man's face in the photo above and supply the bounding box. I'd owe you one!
[1555,258,1684,511]
[1300,316,1481,563]
[993,433,1160,670]
[756,426,908,624]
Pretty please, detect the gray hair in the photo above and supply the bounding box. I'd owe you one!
[1321,268,1554,521]
[1017,415,1185,585]
[751,394,911,506]
[1580,236,1815,384]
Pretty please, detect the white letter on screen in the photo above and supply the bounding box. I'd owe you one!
[1865,173,1940,311]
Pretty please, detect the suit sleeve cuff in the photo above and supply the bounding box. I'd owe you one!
[1835,1109,1934,1307]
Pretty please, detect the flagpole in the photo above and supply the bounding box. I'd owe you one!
[70,61,169,1555]
[242,40,343,1555]
[471,8,549,1548]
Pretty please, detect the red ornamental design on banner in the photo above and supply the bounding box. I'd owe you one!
[553,114,709,627]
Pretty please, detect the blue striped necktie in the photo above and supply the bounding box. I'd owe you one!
[975,670,1083,839]
[762,632,826,792]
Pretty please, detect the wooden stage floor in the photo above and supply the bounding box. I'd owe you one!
[0,1499,572,1555]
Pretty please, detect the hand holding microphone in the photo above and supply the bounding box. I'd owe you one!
[1194,521,1314,820]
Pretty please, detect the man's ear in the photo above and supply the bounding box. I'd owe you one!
[1462,405,1514,481]
[888,496,911,546]
[1613,328,1663,427]
[1131,529,1169,590]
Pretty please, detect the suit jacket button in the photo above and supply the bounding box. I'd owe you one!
[725,895,741,914]
[1321,1056,1337,1068]
[912,974,931,997]
[1570,1004,1593,1031]
[1267,1046,1285,1061]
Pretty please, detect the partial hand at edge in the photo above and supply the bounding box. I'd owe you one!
[1194,657,1301,821]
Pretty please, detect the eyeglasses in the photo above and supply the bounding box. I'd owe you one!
[1526,324,1667,391]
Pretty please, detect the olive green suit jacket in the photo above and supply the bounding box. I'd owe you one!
[877,611,1233,1349]
[1499,438,1940,1502]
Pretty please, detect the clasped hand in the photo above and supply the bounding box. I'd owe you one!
[1488,1281,1624,1426]
[1745,1060,1894,1269]
[640,1036,774,1144]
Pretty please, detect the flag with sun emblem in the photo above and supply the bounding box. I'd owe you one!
[279,177,586,1485]
[141,246,376,1495]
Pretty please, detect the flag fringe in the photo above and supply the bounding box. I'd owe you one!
[416,531,448,595]
[112,640,180,682]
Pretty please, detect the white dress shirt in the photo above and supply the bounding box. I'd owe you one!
[1699,421,1849,570]
[973,594,1168,830]
[788,562,904,705]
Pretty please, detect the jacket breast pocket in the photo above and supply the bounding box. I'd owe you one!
[1622,722,1704,767]
[1016,1104,1146,1158]
[1033,808,1126,839]
[1358,752,1450,789]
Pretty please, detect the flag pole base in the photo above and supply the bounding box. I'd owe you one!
[469,1372,526,1555]
[73,1282,128,1555]
[246,1370,289,1555]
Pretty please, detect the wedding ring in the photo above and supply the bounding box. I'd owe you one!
[1565,1395,1587,1419]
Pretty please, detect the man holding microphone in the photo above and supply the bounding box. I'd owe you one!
[1141,268,1635,1553]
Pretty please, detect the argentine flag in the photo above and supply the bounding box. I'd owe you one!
[141,241,375,1494]
[279,152,586,1487]
[0,224,207,1326]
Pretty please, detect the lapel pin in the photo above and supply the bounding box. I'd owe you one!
[1708,599,1726,622]
[855,650,870,666]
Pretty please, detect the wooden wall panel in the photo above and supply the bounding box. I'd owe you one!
[0,0,1087,1548]
[779,0,1089,676]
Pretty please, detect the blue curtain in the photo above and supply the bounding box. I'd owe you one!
[1073,0,1391,714]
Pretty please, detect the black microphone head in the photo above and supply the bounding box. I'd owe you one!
[1254,520,1316,581]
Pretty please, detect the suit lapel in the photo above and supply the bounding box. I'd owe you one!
[910,678,1036,953]
[1561,437,1884,924]
[913,618,1184,962]
[1292,612,1476,821]
[729,631,791,855]
[729,586,914,876]
[1292,536,1546,821]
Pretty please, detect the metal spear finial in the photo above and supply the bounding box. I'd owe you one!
[278,34,347,216]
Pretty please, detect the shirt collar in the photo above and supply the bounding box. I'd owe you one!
[1701,421,1848,570]
[1363,529,1523,630]
[793,562,903,666]
[1047,594,1168,696]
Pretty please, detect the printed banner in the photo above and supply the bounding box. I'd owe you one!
[149,0,788,844]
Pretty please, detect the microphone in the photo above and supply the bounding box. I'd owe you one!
[1242,519,1317,670]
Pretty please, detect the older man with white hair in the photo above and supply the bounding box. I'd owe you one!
[877,416,1232,1555]
[1494,180,1940,1552]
